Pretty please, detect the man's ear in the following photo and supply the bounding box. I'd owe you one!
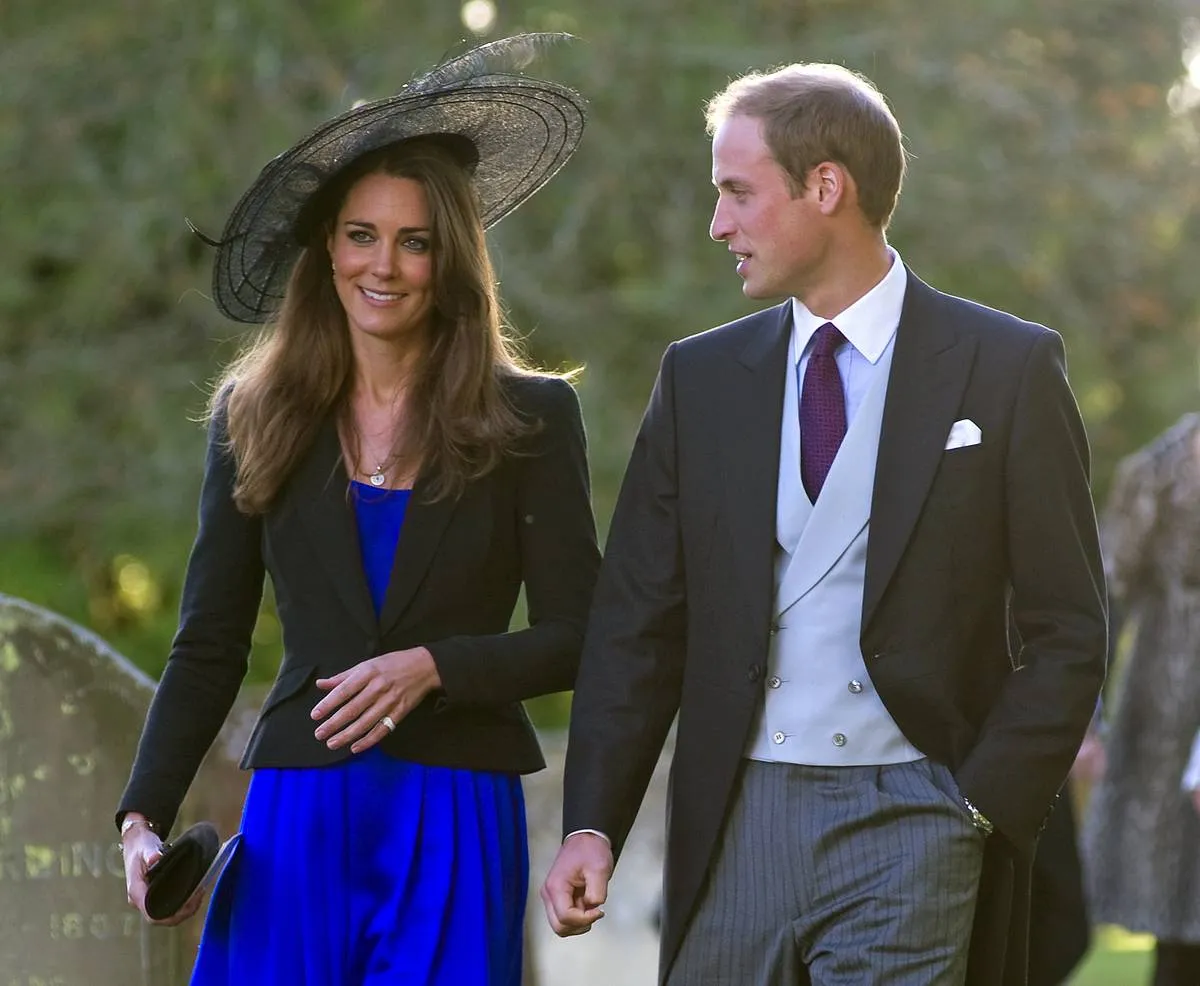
[812,161,850,215]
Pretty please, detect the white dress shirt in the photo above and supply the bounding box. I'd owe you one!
[791,247,907,428]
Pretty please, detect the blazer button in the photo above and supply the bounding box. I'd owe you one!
[747,664,763,683]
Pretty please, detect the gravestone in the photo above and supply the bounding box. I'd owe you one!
[0,594,191,986]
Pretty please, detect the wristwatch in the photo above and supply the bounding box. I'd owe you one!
[962,796,994,835]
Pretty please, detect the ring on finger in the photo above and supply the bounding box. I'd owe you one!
[379,715,396,733]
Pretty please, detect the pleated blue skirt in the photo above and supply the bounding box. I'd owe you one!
[190,749,528,985]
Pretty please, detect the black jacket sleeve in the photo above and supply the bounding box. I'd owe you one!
[562,346,689,854]
[116,401,264,834]
[956,330,1107,847]
[426,375,601,706]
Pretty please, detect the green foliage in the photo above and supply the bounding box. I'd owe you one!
[3,1,1199,688]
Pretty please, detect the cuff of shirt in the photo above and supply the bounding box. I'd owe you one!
[564,828,611,846]
[1181,730,1200,792]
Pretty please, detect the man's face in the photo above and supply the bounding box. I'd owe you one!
[709,114,825,300]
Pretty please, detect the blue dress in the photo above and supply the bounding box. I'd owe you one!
[191,482,528,985]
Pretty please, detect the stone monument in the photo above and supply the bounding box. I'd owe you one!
[0,594,193,985]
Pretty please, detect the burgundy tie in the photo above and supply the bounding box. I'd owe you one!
[799,321,847,501]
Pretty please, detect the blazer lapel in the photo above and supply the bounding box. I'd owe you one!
[290,416,377,635]
[376,474,463,634]
[722,304,791,622]
[863,272,978,631]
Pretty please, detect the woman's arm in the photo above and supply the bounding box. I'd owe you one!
[426,375,601,706]
[116,398,265,836]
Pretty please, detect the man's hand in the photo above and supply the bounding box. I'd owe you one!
[540,832,613,936]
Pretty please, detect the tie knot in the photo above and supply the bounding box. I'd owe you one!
[813,322,845,358]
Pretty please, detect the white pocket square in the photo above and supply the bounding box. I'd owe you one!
[944,418,982,450]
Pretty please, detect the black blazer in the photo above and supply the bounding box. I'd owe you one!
[562,271,1107,986]
[119,373,599,835]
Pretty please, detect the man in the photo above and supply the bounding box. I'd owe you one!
[542,62,1106,986]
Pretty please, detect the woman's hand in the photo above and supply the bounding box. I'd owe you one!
[122,815,206,926]
[312,647,442,754]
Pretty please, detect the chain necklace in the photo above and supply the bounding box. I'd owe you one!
[343,404,402,488]
[360,446,399,487]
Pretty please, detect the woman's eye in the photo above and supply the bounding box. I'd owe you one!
[404,237,431,253]
[348,230,374,244]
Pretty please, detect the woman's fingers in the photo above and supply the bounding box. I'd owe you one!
[314,668,351,692]
[150,886,207,927]
[311,668,368,722]
[312,667,380,732]
[309,651,433,750]
[124,836,163,919]
[323,696,400,751]
[348,712,399,755]
[125,837,207,926]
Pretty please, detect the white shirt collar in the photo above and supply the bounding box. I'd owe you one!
[790,247,907,365]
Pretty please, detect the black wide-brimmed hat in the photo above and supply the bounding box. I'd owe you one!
[200,33,587,323]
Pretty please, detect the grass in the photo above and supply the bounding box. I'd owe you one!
[1067,926,1154,985]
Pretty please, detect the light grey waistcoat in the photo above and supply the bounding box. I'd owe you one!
[745,332,923,765]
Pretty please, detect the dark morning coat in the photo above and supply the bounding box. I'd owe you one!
[119,373,599,836]
[562,270,1107,986]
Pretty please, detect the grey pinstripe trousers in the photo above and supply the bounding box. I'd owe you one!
[666,759,986,986]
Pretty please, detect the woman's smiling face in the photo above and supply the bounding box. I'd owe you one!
[326,171,435,343]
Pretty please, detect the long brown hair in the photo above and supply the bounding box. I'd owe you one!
[212,138,535,515]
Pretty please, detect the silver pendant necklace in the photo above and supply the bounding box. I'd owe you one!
[368,463,387,487]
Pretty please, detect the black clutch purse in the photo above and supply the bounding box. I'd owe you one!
[144,822,236,920]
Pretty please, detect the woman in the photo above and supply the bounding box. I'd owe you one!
[116,35,597,985]
[1082,412,1200,986]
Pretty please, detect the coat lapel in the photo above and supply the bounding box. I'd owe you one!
[376,474,463,634]
[288,414,468,640]
[722,304,792,622]
[290,416,377,635]
[863,272,978,631]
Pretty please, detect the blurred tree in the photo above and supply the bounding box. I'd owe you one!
[1,0,1198,684]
